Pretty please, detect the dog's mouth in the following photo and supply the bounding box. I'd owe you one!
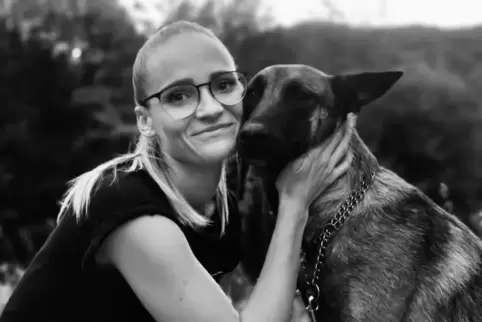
[238,121,311,171]
[246,158,268,167]
[237,136,272,165]
[238,138,295,171]
[239,128,306,172]
[238,123,269,160]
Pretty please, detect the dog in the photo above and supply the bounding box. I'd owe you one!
[236,64,482,322]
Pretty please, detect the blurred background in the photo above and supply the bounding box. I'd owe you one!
[1,0,482,309]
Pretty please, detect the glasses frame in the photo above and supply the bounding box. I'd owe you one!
[140,71,249,117]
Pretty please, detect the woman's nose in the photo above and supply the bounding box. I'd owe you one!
[194,87,224,119]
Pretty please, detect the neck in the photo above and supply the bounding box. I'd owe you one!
[257,131,379,242]
[165,156,223,213]
[303,131,379,241]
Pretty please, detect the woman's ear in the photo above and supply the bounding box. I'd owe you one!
[135,105,155,137]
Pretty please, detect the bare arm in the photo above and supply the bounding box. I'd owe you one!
[240,197,308,322]
[103,216,238,322]
[102,199,307,322]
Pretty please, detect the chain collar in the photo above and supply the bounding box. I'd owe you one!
[299,170,377,317]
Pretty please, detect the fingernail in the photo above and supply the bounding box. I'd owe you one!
[348,113,355,126]
[295,157,306,173]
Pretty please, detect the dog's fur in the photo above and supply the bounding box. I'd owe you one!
[237,64,482,322]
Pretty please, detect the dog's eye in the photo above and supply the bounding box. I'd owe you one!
[246,88,259,97]
[245,84,266,102]
[283,81,319,102]
[246,75,266,100]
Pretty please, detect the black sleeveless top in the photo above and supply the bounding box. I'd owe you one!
[0,169,241,322]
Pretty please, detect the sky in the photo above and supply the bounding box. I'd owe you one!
[266,0,482,28]
[120,0,482,29]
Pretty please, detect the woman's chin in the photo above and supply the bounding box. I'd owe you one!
[197,139,236,164]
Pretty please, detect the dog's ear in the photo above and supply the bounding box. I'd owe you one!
[331,71,403,114]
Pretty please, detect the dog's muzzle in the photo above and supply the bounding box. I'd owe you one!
[238,122,276,161]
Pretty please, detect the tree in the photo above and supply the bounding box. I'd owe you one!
[357,61,482,221]
[0,0,145,265]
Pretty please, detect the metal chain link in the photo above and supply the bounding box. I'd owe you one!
[299,171,376,314]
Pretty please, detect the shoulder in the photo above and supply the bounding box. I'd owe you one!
[102,214,241,322]
[82,169,172,224]
[101,213,200,277]
[77,169,178,270]
[104,215,189,264]
[89,169,164,206]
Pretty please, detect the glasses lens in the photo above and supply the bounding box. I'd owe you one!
[211,72,247,106]
[159,85,199,119]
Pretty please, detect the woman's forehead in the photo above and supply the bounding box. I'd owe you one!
[144,33,235,92]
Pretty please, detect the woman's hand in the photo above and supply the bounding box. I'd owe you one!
[276,113,355,209]
[290,292,313,322]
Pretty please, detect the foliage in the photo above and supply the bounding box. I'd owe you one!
[0,0,144,265]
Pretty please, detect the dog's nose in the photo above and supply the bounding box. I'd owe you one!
[239,122,267,142]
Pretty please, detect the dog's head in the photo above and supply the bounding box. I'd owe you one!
[238,64,403,171]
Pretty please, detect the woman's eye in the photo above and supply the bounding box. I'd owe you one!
[168,93,189,102]
[214,79,237,92]
[219,81,233,90]
[161,86,196,104]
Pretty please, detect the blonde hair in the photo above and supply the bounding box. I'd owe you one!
[57,21,232,234]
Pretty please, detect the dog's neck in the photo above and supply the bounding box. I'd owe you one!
[256,131,379,242]
[305,131,379,241]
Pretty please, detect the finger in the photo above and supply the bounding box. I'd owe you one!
[319,120,347,157]
[304,114,354,168]
[294,155,308,173]
[303,123,346,172]
[335,147,350,167]
[291,294,311,322]
[331,150,353,180]
[332,114,355,163]
[331,151,353,180]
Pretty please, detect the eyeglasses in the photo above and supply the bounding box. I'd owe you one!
[141,71,248,120]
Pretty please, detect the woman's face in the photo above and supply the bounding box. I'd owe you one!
[137,32,242,166]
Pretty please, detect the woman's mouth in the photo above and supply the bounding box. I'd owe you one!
[192,123,234,136]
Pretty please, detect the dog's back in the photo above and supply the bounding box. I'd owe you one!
[311,164,482,321]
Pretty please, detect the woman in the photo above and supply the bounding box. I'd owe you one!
[0,21,354,322]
